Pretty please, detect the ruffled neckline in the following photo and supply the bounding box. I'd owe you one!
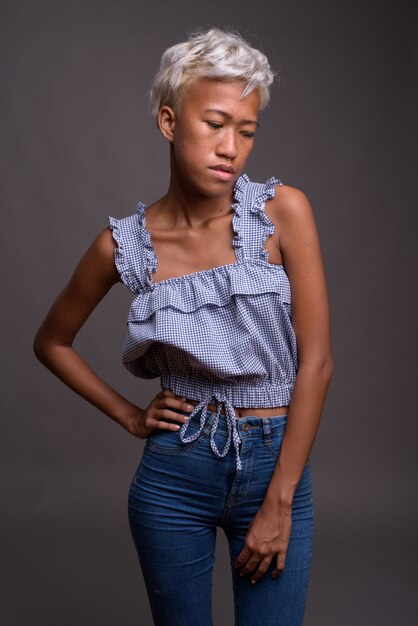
[136,173,280,290]
[128,259,288,320]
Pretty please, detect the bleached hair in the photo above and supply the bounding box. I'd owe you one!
[149,28,275,119]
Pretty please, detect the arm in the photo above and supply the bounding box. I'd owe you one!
[234,186,334,582]
[33,227,193,435]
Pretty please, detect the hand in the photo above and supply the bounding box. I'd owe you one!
[127,389,195,439]
[234,500,292,584]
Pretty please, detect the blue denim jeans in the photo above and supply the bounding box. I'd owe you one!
[128,408,314,626]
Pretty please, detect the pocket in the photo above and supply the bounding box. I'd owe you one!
[146,418,208,455]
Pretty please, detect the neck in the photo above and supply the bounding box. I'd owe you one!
[152,150,236,229]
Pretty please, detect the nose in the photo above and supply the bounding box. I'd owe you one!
[216,129,237,161]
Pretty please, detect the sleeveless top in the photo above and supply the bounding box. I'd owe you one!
[109,174,298,470]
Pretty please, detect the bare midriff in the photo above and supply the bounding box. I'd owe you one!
[186,398,289,418]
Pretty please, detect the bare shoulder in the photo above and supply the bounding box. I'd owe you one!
[71,226,120,288]
[270,184,315,224]
[85,226,117,264]
[93,226,118,256]
[263,183,320,265]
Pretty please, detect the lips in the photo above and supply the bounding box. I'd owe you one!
[209,164,236,174]
[209,164,236,181]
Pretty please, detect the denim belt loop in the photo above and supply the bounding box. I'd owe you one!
[262,418,272,445]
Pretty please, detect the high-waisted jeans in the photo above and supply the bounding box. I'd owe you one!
[128,408,314,626]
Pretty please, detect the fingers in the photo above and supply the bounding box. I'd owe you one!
[156,396,195,421]
[234,545,252,570]
[157,388,177,398]
[271,522,291,578]
[157,394,194,414]
[234,544,288,584]
[234,548,274,584]
[157,389,193,412]
[147,391,195,432]
[249,556,273,584]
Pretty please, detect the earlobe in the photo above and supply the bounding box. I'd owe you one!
[158,106,176,142]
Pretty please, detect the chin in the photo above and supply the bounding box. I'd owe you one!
[183,175,234,199]
[203,180,236,199]
[206,170,242,192]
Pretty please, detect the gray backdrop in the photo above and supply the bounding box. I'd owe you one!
[2,0,417,624]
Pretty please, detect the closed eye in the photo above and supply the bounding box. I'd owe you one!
[240,131,255,138]
[206,121,223,129]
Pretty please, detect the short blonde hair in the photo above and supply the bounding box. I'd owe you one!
[149,28,275,119]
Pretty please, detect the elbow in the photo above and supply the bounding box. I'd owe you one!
[299,352,334,382]
[314,357,333,385]
[319,348,334,379]
[323,355,334,383]
[33,327,56,366]
[33,326,72,366]
[33,329,46,364]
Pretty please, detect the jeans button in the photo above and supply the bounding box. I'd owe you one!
[243,423,250,431]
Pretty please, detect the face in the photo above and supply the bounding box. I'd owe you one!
[158,77,260,199]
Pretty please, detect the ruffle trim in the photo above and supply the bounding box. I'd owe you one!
[127,259,290,321]
[250,176,282,262]
[231,173,250,262]
[136,175,250,286]
[136,201,158,289]
[134,173,282,288]
[108,216,140,294]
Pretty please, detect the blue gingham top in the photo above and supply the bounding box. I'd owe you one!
[109,174,298,470]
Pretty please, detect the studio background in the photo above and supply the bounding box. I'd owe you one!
[1,1,417,624]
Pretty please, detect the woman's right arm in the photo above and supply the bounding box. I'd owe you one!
[33,227,193,436]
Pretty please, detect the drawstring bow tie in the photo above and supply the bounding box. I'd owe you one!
[179,393,242,470]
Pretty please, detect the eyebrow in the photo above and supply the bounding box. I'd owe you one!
[203,109,260,127]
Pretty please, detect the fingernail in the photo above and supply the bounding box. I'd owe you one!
[251,579,256,584]
[186,404,193,411]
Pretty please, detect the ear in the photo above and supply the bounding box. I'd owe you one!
[158,106,177,142]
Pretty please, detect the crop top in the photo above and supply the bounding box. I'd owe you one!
[109,174,299,470]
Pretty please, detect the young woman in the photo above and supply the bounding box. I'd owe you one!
[34,28,333,626]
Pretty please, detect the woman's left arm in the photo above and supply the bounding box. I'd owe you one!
[234,185,334,583]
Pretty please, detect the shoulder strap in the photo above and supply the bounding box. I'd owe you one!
[237,176,282,261]
[108,207,149,293]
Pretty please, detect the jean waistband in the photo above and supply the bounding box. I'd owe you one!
[179,408,288,435]
[177,393,288,471]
